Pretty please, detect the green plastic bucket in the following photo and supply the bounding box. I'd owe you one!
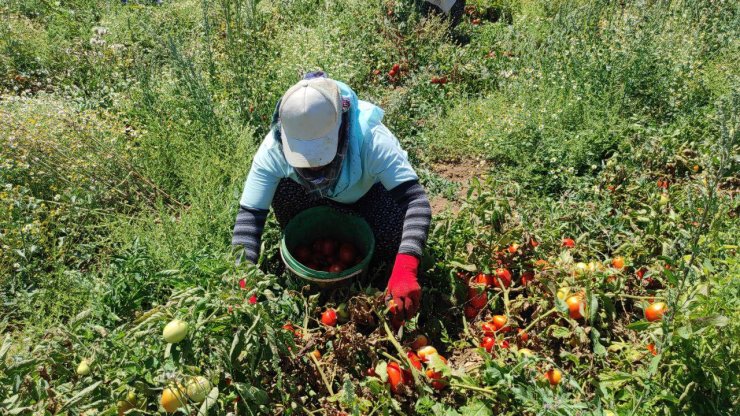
[280,206,375,286]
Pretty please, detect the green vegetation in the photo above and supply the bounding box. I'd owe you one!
[1,0,738,414]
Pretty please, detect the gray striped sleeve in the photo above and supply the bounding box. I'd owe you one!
[389,180,432,258]
[232,205,269,264]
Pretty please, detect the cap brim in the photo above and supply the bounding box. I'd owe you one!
[281,120,340,168]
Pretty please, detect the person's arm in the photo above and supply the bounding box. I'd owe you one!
[232,136,283,264]
[232,206,269,264]
[385,180,432,319]
[365,123,431,318]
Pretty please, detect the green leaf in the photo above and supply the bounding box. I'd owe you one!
[627,320,651,331]
[460,400,493,416]
[375,361,388,382]
[591,328,607,356]
[59,381,102,411]
[549,325,571,338]
[0,336,11,363]
[197,387,219,415]
[449,261,477,272]
[691,314,728,328]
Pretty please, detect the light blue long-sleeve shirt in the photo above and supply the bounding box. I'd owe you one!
[239,82,418,211]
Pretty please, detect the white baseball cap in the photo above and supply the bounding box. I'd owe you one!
[279,78,342,168]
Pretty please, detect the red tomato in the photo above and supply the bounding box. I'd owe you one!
[636,267,648,279]
[464,305,480,319]
[545,369,562,385]
[321,309,337,326]
[562,238,576,248]
[475,273,493,287]
[494,268,512,288]
[517,328,529,342]
[339,242,357,264]
[410,334,428,351]
[645,302,667,322]
[468,286,488,309]
[491,315,509,332]
[386,362,404,393]
[366,367,377,377]
[328,264,344,273]
[521,270,535,286]
[481,322,497,337]
[566,296,584,320]
[312,239,325,251]
[238,278,246,290]
[305,262,320,270]
[480,336,495,353]
[248,295,257,305]
[392,63,400,72]
[406,351,422,370]
[320,239,338,256]
[294,245,311,262]
[647,343,658,356]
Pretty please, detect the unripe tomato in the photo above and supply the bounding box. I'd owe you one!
[336,303,350,322]
[494,268,512,288]
[480,336,495,353]
[410,334,428,350]
[321,309,337,326]
[186,376,212,403]
[508,243,520,254]
[645,302,667,322]
[468,285,488,309]
[557,287,570,300]
[491,315,509,332]
[517,348,534,357]
[160,385,186,413]
[76,360,91,376]
[611,256,625,270]
[417,346,438,362]
[163,319,189,343]
[545,369,562,386]
[311,349,321,360]
[566,296,584,320]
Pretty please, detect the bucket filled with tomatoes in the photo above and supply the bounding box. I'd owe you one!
[280,206,375,286]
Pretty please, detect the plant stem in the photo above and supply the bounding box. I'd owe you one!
[309,351,334,396]
[523,307,560,334]
[449,382,496,396]
[382,320,423,388]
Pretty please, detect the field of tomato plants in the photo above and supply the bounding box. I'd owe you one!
[1,0,739,415]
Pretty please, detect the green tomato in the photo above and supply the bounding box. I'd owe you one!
[163,319,189,343]
[186,376,213,403]
[76,360,91,376]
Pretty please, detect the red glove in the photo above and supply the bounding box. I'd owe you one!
[386,253,422,319]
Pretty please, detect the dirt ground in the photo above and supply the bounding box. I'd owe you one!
[429,160,487,215]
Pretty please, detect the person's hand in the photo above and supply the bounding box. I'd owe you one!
[385,253,422,320]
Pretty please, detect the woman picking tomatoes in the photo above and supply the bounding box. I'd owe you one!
[232,72,431,318]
